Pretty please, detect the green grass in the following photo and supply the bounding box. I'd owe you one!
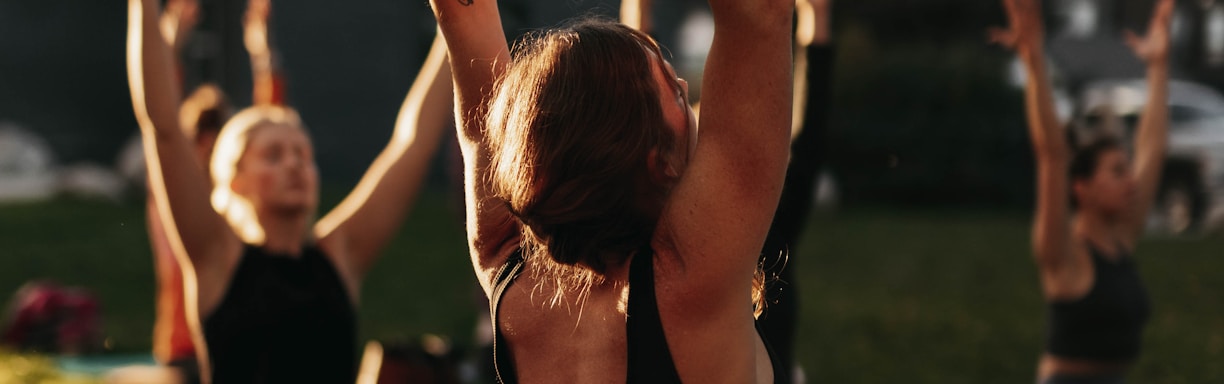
[1,195,1222,382]
[796,209,1224,383]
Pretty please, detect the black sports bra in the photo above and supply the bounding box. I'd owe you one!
[1045,243,1150,361]
[490,248,790,383]
[203,244,357,383]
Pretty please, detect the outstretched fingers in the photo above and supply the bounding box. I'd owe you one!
[990,0,1042,53]
[1124,0,1174,63]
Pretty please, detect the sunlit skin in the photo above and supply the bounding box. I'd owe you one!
[129,0,455,379]
[431,0,794,381]
[230,124,319,217]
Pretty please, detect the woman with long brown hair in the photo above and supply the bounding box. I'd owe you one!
[992,0,1172,382]
[431,0,794,382]
[127,0,454,381]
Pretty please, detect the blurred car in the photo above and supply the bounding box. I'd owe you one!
[1071,79,1224,235]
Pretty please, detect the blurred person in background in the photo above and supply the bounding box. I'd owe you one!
[991,0,1172,383]
[431,0,794,382]
[759,0,834,375]
[143,0,287,382]
[145,0,226,381]
[127,0,453,381]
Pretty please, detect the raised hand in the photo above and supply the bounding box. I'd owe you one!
[1125,0,1174,65]
[989,0,1044,57]
[160,0,199,53]
[244,0,272,58]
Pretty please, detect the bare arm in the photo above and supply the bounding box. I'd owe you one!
[429,0,517,293]
[128,0,240,274]
[130,3,236,377]
[244,0,284,106]
[991,0,1073,269]
[160,0,198,57]
[314,35,454,280]
[1121,0,1173,241]
[620,0,653,34]
[655,0,794,382]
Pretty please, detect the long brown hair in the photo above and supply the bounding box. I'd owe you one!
[487,18,676,305]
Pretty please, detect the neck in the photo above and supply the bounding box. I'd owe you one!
[255,209,312,256]
[1073,209,1117,249]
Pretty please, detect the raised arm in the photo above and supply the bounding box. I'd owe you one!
[128,0,240,273]
[429,0,516,292]
[620,0,653,34]
[244,0,285,106]
[661,0,794,288]
[314,35,454,280]
[991,0,1072,268]
[1121,0,1173,241]
[654,1,794,381]
[160,0,199,59]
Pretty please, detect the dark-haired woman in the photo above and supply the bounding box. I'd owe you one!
[127,0,453,381]
[992,0,1172,383]
[430,0,794,382]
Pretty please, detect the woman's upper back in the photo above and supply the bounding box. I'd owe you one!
[491,248,786,384]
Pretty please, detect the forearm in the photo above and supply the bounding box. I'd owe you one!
[250,52,278,106]
[1125,61,1169,234]
[1020,51,1068,160]
[429,0,510,143]
[1136,62,1169,159]
[128,0,184,139]
[131,0,237,271]
[620,0,652,33]
[701,0,794,163]
[708,0,793,33]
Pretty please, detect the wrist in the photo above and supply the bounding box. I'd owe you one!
[1146,59,1169,72]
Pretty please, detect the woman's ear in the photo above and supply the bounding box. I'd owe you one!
[230,173,247,196]
[646,149,679,185]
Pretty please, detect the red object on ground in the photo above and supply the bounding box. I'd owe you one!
[2,281,102,354]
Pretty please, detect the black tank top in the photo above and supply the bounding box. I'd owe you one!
[490,248,790,384]
[1045,244,1151,361]
[203,244,357,383]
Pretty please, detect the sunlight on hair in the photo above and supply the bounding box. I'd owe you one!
[209,105,304,245]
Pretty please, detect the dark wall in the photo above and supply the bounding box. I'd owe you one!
[0,1,134,165]
[0,0,625,186]
[1,0,1210,208]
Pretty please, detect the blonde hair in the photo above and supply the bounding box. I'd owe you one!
[179,84,231,139]
[209,105,305,244]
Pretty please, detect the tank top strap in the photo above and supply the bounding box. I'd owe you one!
[491,250,525,384]
[626,246,683,383]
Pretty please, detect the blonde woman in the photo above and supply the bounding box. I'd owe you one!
[127,0,453,381]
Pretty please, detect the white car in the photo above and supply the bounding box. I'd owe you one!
[1073,79,1224,234]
